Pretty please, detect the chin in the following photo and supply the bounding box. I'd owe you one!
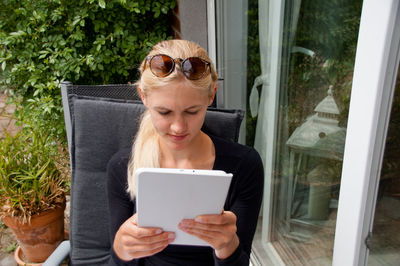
[163,137,191,151]
[167,141,189,151]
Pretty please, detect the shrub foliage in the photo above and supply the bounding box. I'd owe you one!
[0,0,175,141]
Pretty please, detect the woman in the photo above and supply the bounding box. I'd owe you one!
[107,39,264,265]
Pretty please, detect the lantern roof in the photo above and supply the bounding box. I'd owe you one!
[314,86,340,115]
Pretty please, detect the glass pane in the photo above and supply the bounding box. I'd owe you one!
[248,0,362,264]
[245,0,261,147]
[367,66,400,265]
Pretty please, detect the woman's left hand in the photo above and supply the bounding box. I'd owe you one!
[178,211,239,259]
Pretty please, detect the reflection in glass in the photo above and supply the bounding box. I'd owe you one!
[367,66,400,265]
[246,0,363,265]
[285,88,345,225]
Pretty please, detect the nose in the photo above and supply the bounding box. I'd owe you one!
[170,115,187,134]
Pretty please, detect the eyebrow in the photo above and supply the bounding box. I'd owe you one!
[154,105,203,111]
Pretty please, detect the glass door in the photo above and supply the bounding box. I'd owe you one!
[248,0,362,264]
[367,66,400,265]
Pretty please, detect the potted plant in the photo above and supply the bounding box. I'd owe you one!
[0,99,69,263]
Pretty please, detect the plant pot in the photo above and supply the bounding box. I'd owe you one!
[14,245,43,266]
[2,200,66,263]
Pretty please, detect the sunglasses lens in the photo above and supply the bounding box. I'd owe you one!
[150,55,174,77]
[182,57,208,80]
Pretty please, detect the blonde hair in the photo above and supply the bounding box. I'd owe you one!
[127,40,218,199]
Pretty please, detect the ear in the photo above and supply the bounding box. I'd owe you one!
[138,87,147,106]
[208,84,218,106]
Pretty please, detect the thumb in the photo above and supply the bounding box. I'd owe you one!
[130,213,138,225]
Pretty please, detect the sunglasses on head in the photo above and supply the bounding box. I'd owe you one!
[144,54,211,80]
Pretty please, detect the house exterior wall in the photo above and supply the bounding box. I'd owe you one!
[172,0,208,51]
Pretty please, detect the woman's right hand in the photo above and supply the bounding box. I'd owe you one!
[113,213,175,261]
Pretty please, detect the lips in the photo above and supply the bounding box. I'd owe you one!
[169,134,187,141]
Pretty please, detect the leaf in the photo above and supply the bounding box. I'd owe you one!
[161,6,169,14]
[9,30,26,36]
[98,0,106,8]
[1,61,6,71]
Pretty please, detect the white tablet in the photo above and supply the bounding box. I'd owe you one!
[135,168,233,246]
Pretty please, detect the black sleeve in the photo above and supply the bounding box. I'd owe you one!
[106,148,139,266]
[214,148,264,265]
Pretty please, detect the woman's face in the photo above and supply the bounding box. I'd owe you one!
[141,80,216,151]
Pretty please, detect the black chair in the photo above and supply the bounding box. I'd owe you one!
[45,81,244,265]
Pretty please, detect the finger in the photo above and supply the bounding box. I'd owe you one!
[124,216,165,238]
[179,223,235,241]
[180,227,236,252]
[180,226,220,239]
[126,240,171,259]
[123,223,163,239]
[130,213,138,225]
[179,227,225,249]
[127,236,173,253]
[133,226,165,238]
[179,220,231,233]
[122,232,174,247]
[138,232,175,245]
[194,211,236,225]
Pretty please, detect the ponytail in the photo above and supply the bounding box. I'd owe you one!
[127,110,160,200]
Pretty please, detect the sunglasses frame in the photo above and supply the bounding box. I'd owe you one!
[144,54,211,80]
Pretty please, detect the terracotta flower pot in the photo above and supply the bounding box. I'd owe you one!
[14,246,43,266]
[2,200,66,263]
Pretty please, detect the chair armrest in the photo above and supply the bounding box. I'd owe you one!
[43,240,70,266]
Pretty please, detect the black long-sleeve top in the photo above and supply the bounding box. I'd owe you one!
[106,135,264,266]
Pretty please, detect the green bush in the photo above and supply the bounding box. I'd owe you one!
[0,0,176,142]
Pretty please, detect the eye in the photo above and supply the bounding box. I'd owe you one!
[158,111,171,116]
[186,110,199,115]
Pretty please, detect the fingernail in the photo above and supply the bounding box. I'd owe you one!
[155,229,162,234]
[168,233,175,239]
[195,217,202,222]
